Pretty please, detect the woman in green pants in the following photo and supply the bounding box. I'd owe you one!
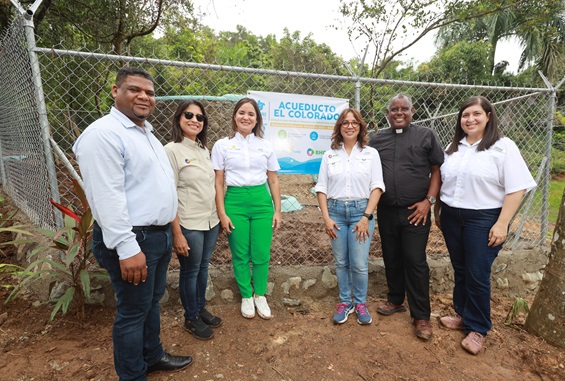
[211,98,282,319]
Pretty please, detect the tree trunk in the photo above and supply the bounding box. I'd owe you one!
[525,186,565,348]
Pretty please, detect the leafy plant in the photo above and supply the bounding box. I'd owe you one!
[5,179,107,321]
[505,297,530,329]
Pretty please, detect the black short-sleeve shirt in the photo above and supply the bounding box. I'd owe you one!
[369,124,444,207]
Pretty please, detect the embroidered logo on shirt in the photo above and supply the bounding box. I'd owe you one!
[227,145,241,151]
[184,158,198,164]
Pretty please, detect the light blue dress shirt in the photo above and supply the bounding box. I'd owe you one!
[73,107,177,260]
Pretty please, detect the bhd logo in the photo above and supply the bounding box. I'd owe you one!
[306,148,315,156]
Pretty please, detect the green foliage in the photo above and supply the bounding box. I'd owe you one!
[5,180,107,321]
[505,297,530,329]
[435,0,565,80]
[419,41,493,83]
[338,0,540,79]
[0,263,24,290]
[549,177,565,223]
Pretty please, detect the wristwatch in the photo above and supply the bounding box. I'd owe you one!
[426,195,436,205]
[362,212,374,220]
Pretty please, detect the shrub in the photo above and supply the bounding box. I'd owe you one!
[5,179,108,321]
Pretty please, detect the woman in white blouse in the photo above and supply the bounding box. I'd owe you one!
[165,101,221,341]
[211,98,282,320]
[435,96,536,355]
[315,108,385,325]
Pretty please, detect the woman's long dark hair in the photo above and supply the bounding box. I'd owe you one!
[170,100,209,148]
[330,108,368,150]
[230,98,264,138]
[446,96,503,155]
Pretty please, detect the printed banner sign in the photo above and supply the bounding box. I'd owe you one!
[248,91,349,174]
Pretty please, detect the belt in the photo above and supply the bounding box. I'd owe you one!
[94,221,171,232]
[131,223,171,232]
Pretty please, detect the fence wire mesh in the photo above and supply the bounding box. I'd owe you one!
[0,16,555,266]
[0,16,55,230]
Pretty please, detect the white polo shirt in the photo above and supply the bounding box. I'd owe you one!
[315,143,386,200]
[211,132,280,186]
[440,137,536,209]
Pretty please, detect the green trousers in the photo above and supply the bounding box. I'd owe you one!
[225,184,274,298]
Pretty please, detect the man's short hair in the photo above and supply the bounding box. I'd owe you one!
[388,93,413,109]
[115,66,154,87]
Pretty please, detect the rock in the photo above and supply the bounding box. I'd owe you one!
[522,271,543,284]
[288,276,302,289]
[282,298,301,306]
[321,266,337,289]
[221,289,234,301]
[495,278,509,289]
[86,290,105,305]
[205,277,216,301]
[303,279,317,290]
[494,263,507,273]
[266,282,275,295]
[160,288,169,304]
[50,282,68,301]
[281,281,290,295]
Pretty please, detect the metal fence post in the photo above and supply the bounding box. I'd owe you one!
[19,3,63,227]
[538,72,565,243]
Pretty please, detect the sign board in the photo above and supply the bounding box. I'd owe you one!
[248,91,349,174]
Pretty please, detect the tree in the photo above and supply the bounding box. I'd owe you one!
[1,0,193,54]
[435,0,565,80]
[337,0,538,79]
[418,41,494,84]
[336,1,541,126]
[525,186,565,349]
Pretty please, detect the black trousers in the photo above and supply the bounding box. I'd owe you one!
[377,205,431,320]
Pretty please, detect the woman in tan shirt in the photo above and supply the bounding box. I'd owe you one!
[165,100,221,340]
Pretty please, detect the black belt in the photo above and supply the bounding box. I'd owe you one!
[131,223,171,232]
[94,221,171,232]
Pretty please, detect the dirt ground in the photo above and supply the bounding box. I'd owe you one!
[1,291,565,381]
[1,190,564,381]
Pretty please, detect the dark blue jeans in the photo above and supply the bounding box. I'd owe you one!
[92,224,172,381]
[440,203,503,336]
[177,224,220,320]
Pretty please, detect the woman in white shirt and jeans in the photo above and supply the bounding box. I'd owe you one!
[315,108,385,325]
[436,96,536,355]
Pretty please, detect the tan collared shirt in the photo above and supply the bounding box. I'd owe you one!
[165,138,219,231]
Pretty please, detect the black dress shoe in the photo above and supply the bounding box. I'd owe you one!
[146,352,193,374]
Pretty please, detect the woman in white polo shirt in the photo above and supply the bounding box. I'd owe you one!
[211,98,282,320]
[315,108,385,325]
[435,96,536,355]
[165,100,222,341]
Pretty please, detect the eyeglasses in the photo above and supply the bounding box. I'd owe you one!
[183,111,206,122]
[341,121,360,128]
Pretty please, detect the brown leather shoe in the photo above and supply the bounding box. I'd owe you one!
[413,319,433,341]
[376,301,407,316]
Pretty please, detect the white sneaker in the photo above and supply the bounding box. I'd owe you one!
[241,297,255,318]
[254,294,272,319]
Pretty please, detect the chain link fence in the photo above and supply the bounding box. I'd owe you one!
[0,15,558,265]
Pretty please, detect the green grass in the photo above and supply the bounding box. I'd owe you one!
[549,178,565,224]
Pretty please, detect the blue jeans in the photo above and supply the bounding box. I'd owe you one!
[440,203,503,336]
[92,224,172,381]
[328,199,374,305]
[177,224,220,320]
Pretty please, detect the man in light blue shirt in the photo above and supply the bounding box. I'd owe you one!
[73,66,191,380]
